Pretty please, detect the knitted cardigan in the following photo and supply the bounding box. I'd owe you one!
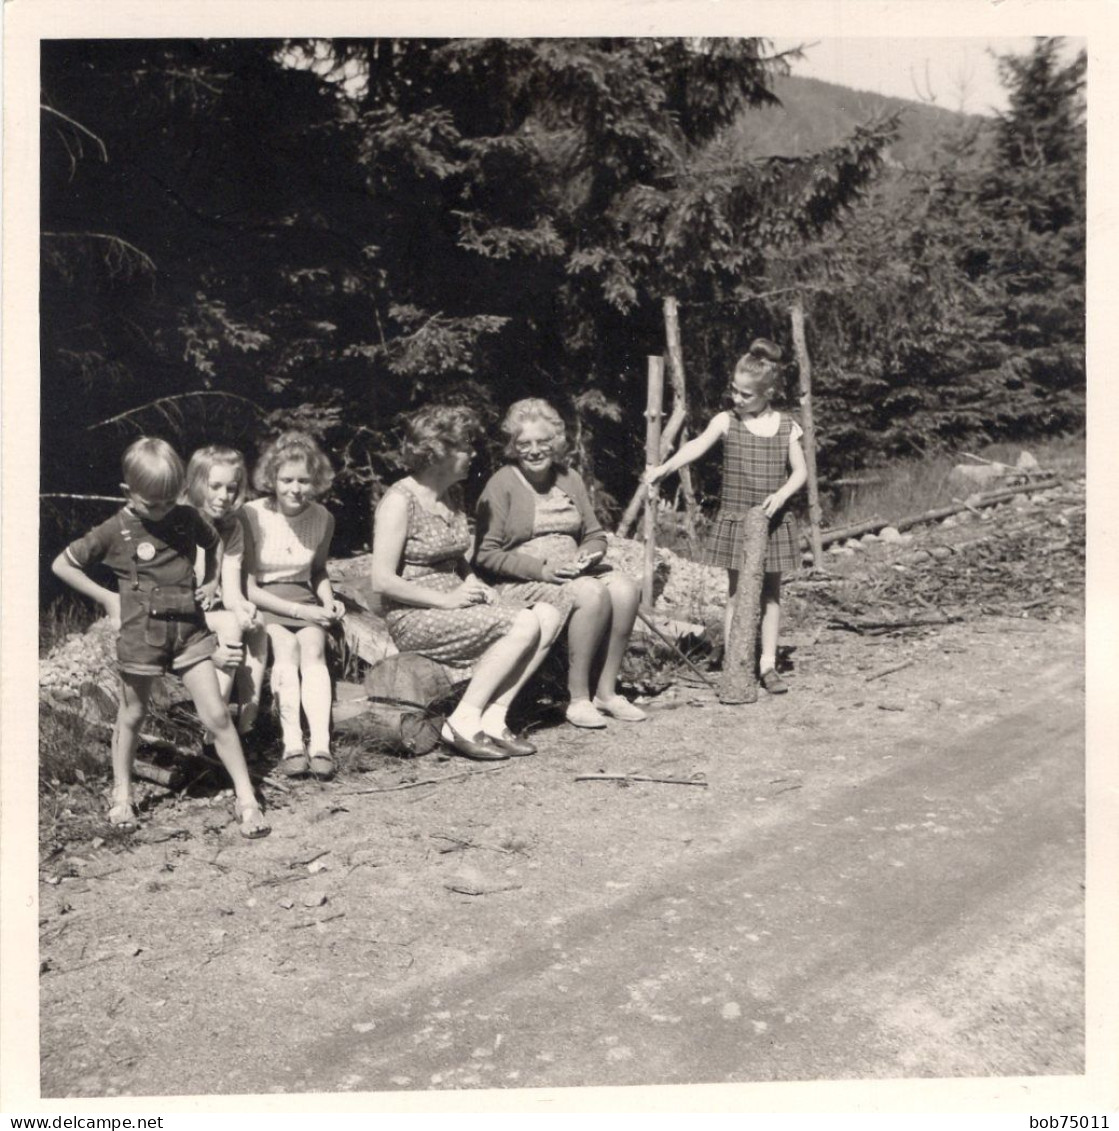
[473,464,608,582]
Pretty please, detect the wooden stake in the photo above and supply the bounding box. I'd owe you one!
[643,356,665,608]
[718,507,769,705]
[790,297,824,570]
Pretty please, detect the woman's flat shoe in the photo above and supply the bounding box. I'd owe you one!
[760,669,789,694]
[233,798,271,839]
[565,699,607,729]
[593,694,648,722]
[440,723,510,762]
[486,728,537,757]
[309,751,335,780]
[279,750,310,777]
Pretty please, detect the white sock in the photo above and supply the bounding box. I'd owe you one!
[480,703,508,736]
[446,705,484,738]
[760,653,777,674]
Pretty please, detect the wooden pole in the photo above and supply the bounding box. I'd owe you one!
[718,507,769,705]
[643,356,665,607]
[790,296,825,570]
[617,298,696,540]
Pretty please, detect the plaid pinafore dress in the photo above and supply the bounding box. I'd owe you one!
[706,413,800,574]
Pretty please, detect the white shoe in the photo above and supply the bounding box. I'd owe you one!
[593,694,648,722]
[566,699,608,729]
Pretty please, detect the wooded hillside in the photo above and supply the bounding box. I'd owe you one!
[39,37,1085,567]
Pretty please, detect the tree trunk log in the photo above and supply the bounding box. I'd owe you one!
[718,508,769,705]
[790,297,824,570]
[642,356,665,608]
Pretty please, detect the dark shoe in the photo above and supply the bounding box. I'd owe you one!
[309,751,335,781]
[279,750,310,777]
[440,723,510,762]
[486,728,537,757]
[760,669,788,694]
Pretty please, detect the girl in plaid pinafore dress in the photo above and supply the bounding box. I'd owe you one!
[646,340,808,692]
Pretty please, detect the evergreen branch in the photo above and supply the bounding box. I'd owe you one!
[40,104,109,162]
[87,392,264,432]
[41,232,156,277]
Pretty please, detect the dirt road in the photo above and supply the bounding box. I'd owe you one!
[39,616,1084,1098]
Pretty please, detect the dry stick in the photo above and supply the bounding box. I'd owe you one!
[642,356,665,608]
[574,774,709,787]
[662,297,700,551]
[790,297,825,570]
[340,765,508,795]
[865,659,915,682]
[719,508,769,705]
[635,606,717,689]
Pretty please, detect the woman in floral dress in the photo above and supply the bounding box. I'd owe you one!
[370,405,562,760]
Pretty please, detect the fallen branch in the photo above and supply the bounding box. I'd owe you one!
[865,659,915,682]
[575,773,708,787]
[291,912,346,930]
[636,606,716,689]
[829,613,961,634]
[339,765,508,795]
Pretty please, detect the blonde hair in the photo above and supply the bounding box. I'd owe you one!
[501,398,568,466]
[398,404,481,472]
[121,437,184,500]
[730,338,784,400]
[252,431,334,497]
[184,445,248,510]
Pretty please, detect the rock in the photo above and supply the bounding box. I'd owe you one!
[278,898,294,910]
[930,546,953,561]
[845,539,865,552]
[302,891,328,908]
[879,526,903,543]
[861,533,881,545]
[829,546,855,557]
[1017,450,1040,471]
[950,463,1006,489]
[308,859,329,874]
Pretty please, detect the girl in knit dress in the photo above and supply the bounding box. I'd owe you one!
[646,340,807,693]
[242,432,345,779]
[370,405,562,761]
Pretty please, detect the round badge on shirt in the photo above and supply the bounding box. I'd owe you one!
[136,542,156,562]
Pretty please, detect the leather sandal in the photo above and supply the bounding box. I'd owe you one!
[309,751,335,781]
[440,723,510,762]
[233,798,271,839]
[485,728,537,757]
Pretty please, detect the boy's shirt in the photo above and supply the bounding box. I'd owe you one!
[65,504,220,591]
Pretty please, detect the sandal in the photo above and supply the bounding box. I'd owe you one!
[233,798,271,839]
[107,801,139,830]
[279,750,310,777]
[309,751,335,781]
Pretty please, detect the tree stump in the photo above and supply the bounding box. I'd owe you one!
[333,653,460,756]
[718,507,769,705]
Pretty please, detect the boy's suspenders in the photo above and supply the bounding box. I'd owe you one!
[117,511,141,592]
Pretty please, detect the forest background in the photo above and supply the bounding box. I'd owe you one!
[38,36,1086,599]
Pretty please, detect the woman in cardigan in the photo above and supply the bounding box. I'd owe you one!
[474,398,645,729]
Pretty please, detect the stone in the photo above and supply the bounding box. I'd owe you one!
[879,526,903,543]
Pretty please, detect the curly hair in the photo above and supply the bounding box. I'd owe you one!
[121,437,184,500]
[252,431,334,497]
[184,445,248,510]
[500,398,569,466]
[729,338,784,400]
[398,404,482,473]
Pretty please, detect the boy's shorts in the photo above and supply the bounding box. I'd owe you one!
[117,591,217,677]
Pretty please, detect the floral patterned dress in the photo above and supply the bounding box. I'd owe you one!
[381,481,520,672]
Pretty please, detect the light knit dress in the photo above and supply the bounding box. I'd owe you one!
[380,482,520,672]
[242,497,332,626]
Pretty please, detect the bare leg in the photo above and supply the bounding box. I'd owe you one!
[236,625,268,735]
[723,568,740,648]
[295,624,332,753]
[592,573,641,701]
[759,571,782,673]
[266,624,304,752]
[446,609,539,736]
[112,673,156,816]
[180,660,266,834]
[204,609,242,703]
[564,577,610,702]
[481,603,564,734]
